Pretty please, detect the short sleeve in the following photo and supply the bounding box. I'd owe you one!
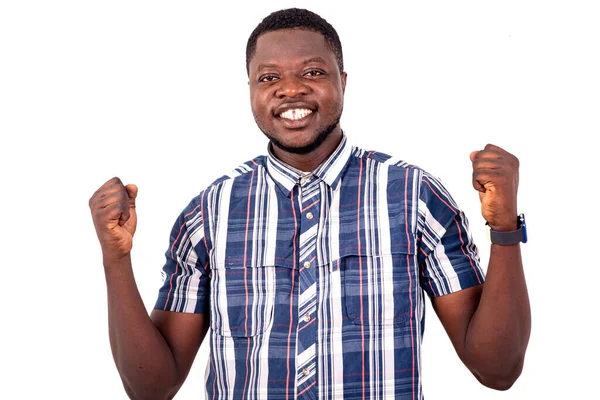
[417,172,485,298]
[154,194,210,314]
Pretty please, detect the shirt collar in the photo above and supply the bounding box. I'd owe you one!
[266,134,352,197]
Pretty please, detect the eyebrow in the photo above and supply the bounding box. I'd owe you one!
[256,57,328,72]
[256,63,278,72]
[302,57,327,66]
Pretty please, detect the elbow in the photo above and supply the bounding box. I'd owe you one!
[480,375,518,391]
[116,362,181,400]
[124,384,175,400]
[122,375,179,400]
[475,356,525,391]
[124,384,147,400]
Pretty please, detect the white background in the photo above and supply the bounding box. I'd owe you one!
[1,1,598,399]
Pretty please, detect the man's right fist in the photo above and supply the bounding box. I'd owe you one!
[89,177,138,261]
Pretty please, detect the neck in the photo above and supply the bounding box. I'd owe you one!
[271,128,343,172]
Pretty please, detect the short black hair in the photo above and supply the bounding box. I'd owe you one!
[246,8,344,75]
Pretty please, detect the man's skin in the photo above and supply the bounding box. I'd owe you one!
[90,29,530,399]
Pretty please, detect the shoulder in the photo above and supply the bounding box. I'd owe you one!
[206,154,267,189]
[180,154,268,218]
[348,144,458,207]
[347,144,426,177]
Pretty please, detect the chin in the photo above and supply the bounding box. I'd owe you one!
[264,118,340,155]
[271,134,329,155]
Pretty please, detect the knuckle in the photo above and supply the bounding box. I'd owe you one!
[115,202,128,214]
[119,192,130,204]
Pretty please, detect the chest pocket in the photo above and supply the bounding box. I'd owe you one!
[337,243,417,327]
[209,258,280,337]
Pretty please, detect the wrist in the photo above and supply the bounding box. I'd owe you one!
[486,214,527,245]
[102,251,132,269]
[487,221,518,231]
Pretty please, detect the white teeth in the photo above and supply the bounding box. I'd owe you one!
[279,108,313,121]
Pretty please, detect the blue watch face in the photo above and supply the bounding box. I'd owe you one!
[519,213,527,243]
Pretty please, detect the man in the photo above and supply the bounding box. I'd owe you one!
[90,8,530,400]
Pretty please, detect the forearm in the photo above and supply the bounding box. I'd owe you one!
[464,244,531,389]
[104,255,180,399]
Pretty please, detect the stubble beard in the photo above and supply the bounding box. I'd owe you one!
[258,103,344,155]
[268,117,341,155]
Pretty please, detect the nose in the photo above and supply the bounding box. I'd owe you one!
[275,75,309,98]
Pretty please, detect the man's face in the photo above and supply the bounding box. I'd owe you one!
[248,29,347,155]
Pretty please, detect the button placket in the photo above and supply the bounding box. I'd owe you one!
[296,181,319,398]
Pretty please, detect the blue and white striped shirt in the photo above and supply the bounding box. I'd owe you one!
[155,136,484,399]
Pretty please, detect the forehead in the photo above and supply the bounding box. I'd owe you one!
[250,29,335,71]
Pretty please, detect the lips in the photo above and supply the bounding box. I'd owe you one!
[279,108,313,120]
[275,102,316,116]
[274,102,317,129]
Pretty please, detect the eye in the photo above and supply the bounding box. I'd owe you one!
[259,75,279,82]
[304,70,324,77]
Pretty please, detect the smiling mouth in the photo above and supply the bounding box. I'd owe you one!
[278,108,313,121]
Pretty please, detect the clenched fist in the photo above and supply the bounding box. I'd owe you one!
[89,177,138,261]
[470,144,519,231]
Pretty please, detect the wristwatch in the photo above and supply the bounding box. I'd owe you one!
[487,213,527,245]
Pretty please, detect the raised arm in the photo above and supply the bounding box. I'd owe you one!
[90,177,208,399]
[432,144,531,390]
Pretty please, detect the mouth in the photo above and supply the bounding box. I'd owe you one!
[274,103,317,129]
[278,108,313,121]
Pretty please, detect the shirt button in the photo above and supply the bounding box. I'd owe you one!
[303,314,311,323]
[306,212,314,220]
[302,368,310,377]
[303,261,311,269]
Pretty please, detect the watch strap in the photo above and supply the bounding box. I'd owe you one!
[487,214,527,245]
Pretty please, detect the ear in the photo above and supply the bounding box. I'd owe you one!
[341,72,347,94]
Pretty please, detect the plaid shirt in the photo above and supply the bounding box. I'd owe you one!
[155,136,484,399]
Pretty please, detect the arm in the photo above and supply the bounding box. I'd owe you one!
[432,144,531,390]
[91,177,209,399]
[105,256,208,399]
